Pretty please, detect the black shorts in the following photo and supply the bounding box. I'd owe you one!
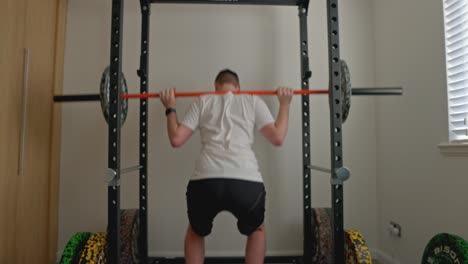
[186,178,266,237]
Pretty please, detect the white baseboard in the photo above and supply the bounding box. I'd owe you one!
[371,248,401,264]
[149,250,303,258]
[58,248,401,263]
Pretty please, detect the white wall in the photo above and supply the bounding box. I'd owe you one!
[374,0,468,263]
[58,0,378,257]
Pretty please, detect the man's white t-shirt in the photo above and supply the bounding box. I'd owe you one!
[180,92,275,183]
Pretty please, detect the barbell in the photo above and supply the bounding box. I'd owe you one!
[53,60,402,125]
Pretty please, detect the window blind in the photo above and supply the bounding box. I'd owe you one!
[443,0,468,141]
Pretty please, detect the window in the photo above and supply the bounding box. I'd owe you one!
[443,0,468,142]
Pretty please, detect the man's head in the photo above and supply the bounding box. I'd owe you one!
[214,69,240,92]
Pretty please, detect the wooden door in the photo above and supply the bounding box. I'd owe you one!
[14,0,60,263]
[0,0,26,263]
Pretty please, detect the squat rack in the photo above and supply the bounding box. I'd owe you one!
[106,0,345,263]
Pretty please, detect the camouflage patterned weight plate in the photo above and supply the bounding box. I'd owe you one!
[100,66,129,126]
[79,232,107,264]
[60,232,93,264]
[313,208,333,263]
[340,60,352,123]
[421,233,468,264]
[345,229,372,264]
[120,209,139,264]
[131,210,141,263]
[311,208,320,263]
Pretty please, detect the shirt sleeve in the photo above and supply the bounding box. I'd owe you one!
[254,96,275,130]
[180,97,201,131]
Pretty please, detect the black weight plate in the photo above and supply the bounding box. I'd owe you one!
[100,66,129,126]
[422,233,468,264]
[340,60,352,123]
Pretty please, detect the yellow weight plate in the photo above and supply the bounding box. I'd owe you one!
[345,229,372,264]
[79,232,107,264]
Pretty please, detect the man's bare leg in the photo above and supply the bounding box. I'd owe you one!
[245,225,266,264]
[184,225,205,264]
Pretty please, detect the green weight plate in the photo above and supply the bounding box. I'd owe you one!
[422,233,468,264]
[79,232,107,264]
[340,60,352,123]
[121,209,139,264]
[100,66,129,126]
[60,232,93,264]
[345,229,372,264]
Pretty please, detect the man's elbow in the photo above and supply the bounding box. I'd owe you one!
[169,137,184,148]
[271,136,285,146]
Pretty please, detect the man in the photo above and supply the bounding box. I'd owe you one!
[160,69,293,264]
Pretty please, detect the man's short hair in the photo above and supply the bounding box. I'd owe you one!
[215,69,240,86]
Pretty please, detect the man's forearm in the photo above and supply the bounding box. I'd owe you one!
[166,112,180,141]
[274,103,290,141]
